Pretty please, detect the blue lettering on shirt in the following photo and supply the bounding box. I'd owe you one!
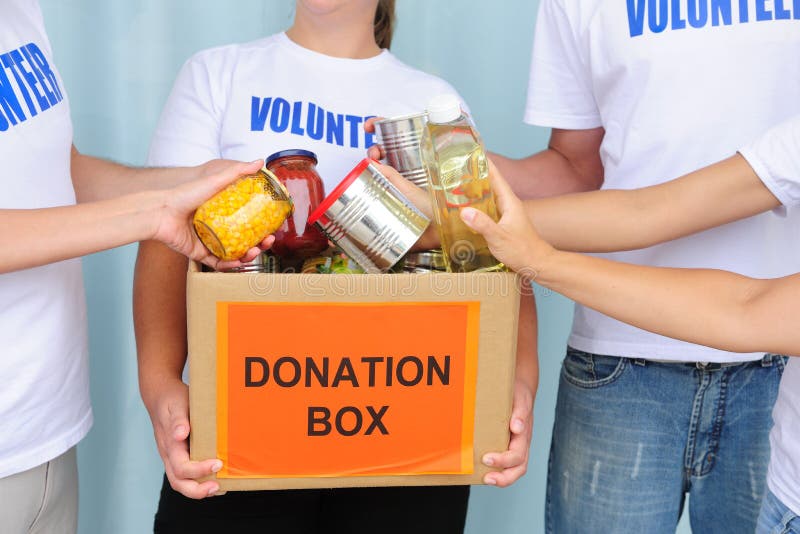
[672,0,688,29]
[290,101,305,136]
[21,46,54,108]
[0,53,30,125]
[740,0,750,22]
[0,42,63,133]
[364,115,376,148]
[627,0,797,36]
[688,0,709,27]
[756,0,772,20]
[26,44,62,102]
[250,97,377,149]
[7,51,38,118]
[251,97,271,131]
[775,0,792,19]
[345,115,363,148]
[306,103,324,141]
[270,98,291,133]
[326,112,344,146]
[649,0,669,33]
[712,0,733,25]
[627,0,647,37]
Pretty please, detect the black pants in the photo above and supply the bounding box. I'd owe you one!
[153,475,470,534]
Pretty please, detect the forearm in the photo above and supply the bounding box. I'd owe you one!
[71,147,207,203]
[534,249,797,354]
[490,127,605,200]
[0,191,163,273]
[491,150,602,199]
[525,155,780,253]
[134,240,190,412]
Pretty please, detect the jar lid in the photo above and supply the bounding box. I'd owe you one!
[257,168,293,203]
[266,149,318,166]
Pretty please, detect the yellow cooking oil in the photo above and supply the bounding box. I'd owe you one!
[422,94,503,273]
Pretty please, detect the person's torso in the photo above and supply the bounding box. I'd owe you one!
[769,357,800,514]
[0,0,92,478]
[563,0,800,361]
[202,33,459,191]
[148,33,464,384]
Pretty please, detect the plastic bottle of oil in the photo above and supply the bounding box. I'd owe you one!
[421,94,503,273]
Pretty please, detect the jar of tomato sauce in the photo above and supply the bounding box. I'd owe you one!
[266,149,329,259]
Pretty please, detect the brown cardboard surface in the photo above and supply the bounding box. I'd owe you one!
[188,262,520,491]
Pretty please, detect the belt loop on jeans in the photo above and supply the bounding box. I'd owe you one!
[696,361,711,370]
[761,354,774,368]
[633,359,647,367]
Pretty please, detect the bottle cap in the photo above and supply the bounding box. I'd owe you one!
[426,94,462,124]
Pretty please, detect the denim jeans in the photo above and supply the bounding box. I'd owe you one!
[758,489,800,534]
[546,348,785,534]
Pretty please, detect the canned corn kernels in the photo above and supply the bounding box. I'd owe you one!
[193,170,293,261]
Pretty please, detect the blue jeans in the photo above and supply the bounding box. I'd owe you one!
[758,489,800,534]
[546,348,785,534]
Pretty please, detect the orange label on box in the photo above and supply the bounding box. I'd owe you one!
[216,302,480,479]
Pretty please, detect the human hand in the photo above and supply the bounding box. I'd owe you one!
[365,117,385,160]
[146,379,222,499]
[460,160,553,277]
[373,162,441,251]
[151,159,275,271]
[482,377,535,487]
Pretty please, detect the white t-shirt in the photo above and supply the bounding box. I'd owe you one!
[148,32,464,193]
[0,0,92,478]
[526,0,800,362]
[740,115,800,515]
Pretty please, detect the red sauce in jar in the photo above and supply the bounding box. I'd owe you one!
[265,150,329,259]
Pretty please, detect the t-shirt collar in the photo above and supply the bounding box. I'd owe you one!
[276,31,391,71]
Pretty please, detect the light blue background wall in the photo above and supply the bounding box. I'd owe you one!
[37,1,693,533]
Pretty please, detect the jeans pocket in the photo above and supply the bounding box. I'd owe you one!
[561,348,626,389]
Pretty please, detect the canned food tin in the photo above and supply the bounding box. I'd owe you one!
[402,249,447,273]
[374,112,429,189]
[308,159,430,274]
[223,252,280,273]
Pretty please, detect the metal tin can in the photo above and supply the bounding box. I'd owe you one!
[374,112,429,189]
[402,250,447,273]
[308,159,430,274]
[222,252,281,273]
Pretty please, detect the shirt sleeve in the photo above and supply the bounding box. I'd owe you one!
[147,52,226,167]
[524,0,601,130]
[738,115,800,208]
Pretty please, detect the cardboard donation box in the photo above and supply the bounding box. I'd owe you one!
[187,262,521,491]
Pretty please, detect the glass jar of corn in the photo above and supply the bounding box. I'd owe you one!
[193,168,293,261]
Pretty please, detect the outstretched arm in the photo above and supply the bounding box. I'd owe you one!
[461,171,800,356]
[533,251,800,356]
[0,158,269,274]
[529,154,781,252]
[490,127,605,199]
[379,154,779,255]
